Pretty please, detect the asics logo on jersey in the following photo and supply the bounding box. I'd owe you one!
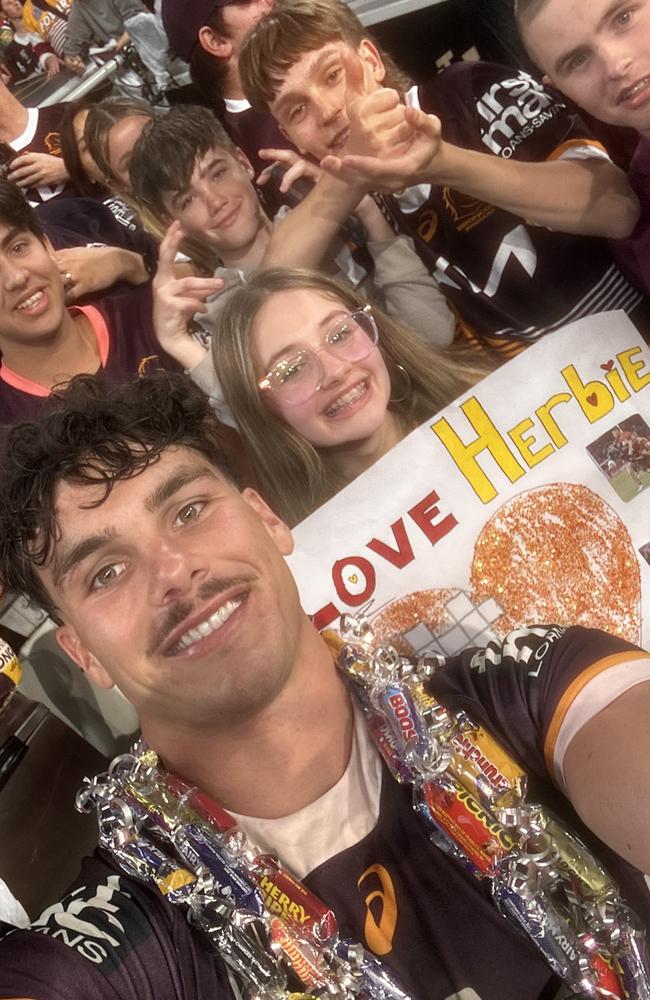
[476,72,559,158]
[357,864,398,955]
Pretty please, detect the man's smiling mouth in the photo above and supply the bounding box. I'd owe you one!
[167,597,243,654]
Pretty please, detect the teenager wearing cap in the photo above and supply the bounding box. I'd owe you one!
[160,0,293,177]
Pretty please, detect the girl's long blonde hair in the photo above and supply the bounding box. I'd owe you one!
[214,268,491,525]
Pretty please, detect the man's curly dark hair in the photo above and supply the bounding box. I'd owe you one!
[0,373,236,619]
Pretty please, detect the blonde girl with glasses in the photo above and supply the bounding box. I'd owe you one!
[184,267,489,526]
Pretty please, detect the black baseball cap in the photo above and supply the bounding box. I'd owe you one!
[161,0,231,63]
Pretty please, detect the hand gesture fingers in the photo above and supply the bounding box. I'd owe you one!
[341,45,377,103]
[154,221,185,287]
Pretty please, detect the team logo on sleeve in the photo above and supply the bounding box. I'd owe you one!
[469,626,565,675]
[357,864,398,955]
[44,131,63,157]
[30,876,129,968]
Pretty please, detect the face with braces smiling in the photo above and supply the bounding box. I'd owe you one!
[39,447,303,737]
[252,287,392,451]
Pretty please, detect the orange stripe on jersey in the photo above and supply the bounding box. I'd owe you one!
[453,315,526,358]
[546,138,608,162]
[543,650,650,774]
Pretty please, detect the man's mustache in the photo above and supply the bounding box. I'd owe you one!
[147,575,255,655]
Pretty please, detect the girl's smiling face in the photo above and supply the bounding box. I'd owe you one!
[252,287,392,450]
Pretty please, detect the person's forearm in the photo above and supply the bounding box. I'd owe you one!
[63,12,88,57]
[355,195,394,242]
[369,235,455,347]
[427,144,640,239]
[118,248,148,285]
[262,174,368,269]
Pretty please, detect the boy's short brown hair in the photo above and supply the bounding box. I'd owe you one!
[239,0,410,112]
[129,104,237,225]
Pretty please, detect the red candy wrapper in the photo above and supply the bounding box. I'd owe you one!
[254,858,338,946]
[421,776,514,875]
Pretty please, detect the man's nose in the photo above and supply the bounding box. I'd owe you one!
[605,42,633,81]
[198,181,227,218]
[1,263,29,292]
[150,540,207,605]
[317,94,344,128]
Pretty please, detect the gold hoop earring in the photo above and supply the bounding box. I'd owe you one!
[390,363,412,404]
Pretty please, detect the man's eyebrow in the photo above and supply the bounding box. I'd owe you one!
[144,465,219,513]
[198,154,228,179]
[52,528,117,589]
[554,0,623,73]
[597,0,629,29]
[1,226,25,251]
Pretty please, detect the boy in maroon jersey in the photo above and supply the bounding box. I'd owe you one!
[0,72,74,207]
[0,372,648,999]
[515,0,650,297]
[239,0,648,355]
[160,0,292,177]
[0,181,178,425]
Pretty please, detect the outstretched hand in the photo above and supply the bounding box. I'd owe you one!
[322,86,443,193]
[153,222,223,370]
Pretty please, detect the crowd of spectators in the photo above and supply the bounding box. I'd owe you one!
[0,0,648,523]
[0,2,650,998]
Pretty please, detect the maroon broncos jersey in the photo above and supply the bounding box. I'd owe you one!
[9,103,77,207]
[0,625,647,1000]
[385,62,643,356]
[0,283,180,426]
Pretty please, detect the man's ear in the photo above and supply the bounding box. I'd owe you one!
[56,624,115,690]
[241,487,294,556]
[198,24,232,60]
[542,72,553,87]
[235,147,255,179]
[44,234,56,259]
[357,38,386,87]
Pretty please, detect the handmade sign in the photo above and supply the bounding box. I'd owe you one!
[288,311,650,653]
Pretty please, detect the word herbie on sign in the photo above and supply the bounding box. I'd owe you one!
[432,348,650,503]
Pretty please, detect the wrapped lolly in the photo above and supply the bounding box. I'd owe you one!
[253,856,338,947]
[332,940,412,1000]
[418,776,515,876]
[449,715,527,808]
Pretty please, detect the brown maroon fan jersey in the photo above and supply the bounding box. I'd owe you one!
[0,625,648,1000]
[384,62,643,356]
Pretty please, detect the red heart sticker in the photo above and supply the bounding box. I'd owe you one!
[600,361,614,372]
[586,393,598,406]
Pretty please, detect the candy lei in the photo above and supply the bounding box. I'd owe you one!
[76,616,650,1000]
